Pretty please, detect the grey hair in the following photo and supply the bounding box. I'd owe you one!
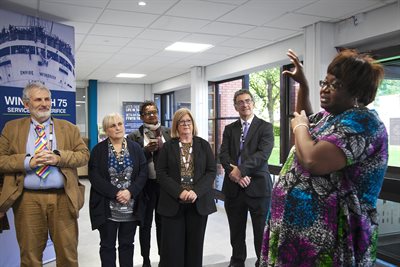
[22,82,51,102]
[233,89,253,105]
[102,112,124,132]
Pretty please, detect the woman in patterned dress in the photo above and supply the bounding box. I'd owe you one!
[260,49,388,266]
[89,113,148,267]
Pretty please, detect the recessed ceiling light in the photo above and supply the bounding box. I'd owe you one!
[165,42,213,53]
[138,1,146,6]
[116,73,146,78]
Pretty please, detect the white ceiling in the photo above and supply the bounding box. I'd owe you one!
[0,0,396,84]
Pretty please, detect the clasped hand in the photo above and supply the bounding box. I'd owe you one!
[145,141,159,153]
[30,150,60,169]
[179,190,197,203]
[229,164,251,188]
[116,189,131,204]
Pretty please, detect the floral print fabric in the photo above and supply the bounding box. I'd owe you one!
[260,108,388,266]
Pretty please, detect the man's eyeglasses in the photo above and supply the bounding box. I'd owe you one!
[235,99,253,107]
[178,119,192,126]
[143,111,158,116]
[319,80,342,91]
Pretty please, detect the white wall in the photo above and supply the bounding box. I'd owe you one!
[152,73,190,94]
[151,2,399,94]
[93,2,400,120]
[97,82,146,123]
[151,35,304,95]
[335,2,400,48]
[206,35,304,82]
[175,88,191,107]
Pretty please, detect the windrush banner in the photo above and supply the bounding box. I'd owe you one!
[0,85,76,129]
[0,8,76,129]
[0,8,75,266]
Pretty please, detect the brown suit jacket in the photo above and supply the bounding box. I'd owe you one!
[0,117,89,228]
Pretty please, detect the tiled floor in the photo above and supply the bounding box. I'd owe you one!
[45,179,396,267]
[46,178,257,267]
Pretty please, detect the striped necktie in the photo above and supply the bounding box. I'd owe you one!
[34,124,51,179]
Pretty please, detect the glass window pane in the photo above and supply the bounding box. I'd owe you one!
[218,79,242,117]
[208,84,216,154]
[377,199,400,264]
[368,62,400,167]
[250,67,280,165]
[75,87,87,137]
[215,118,237,192]
[208,84,215,119]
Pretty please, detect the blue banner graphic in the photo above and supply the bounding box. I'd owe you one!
[0,85,75,129]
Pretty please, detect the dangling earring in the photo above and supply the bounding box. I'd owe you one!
[354,98,359,108]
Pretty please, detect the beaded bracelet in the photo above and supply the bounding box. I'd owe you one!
[293,123,309,134]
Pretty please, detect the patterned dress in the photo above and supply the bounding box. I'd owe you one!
[108,140,135,222]
[260,108,388,266]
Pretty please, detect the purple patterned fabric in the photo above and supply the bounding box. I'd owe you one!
[260,108,388,266]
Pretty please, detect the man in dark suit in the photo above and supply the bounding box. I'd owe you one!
[219,89,274,267]
[127,100,170,267]
[0,82,89,267]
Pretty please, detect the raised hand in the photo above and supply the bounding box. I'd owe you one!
[282,49,307,86]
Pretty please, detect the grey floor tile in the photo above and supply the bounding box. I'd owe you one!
[46,179,257,267]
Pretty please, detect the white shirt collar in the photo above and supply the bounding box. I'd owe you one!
[240,114,254,126]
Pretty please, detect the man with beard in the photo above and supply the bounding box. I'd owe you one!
[127,100,170,267]
[0,82,89,267]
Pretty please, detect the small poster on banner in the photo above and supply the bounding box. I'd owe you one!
[122,102,142,134]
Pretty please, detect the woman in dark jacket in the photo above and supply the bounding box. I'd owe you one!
[156,108,217,267]
[89,113,147,267]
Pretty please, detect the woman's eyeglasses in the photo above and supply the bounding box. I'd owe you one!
[319,80,342,91]
[178,120,192,126]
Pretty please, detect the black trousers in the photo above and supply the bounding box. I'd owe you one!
[98,219,138,267]
[159,203,208,267]
[139,179,162,259]
[225,190,270,267]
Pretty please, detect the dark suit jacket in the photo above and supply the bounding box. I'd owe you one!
[127,125,171,169]
[156,136,217,217]
[219,115,274,198]
[88,138,148,230]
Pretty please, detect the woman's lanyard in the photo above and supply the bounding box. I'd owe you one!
[179,141,192,170]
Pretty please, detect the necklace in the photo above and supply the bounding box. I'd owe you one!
[179,141,192,170]
[109,138,126,166]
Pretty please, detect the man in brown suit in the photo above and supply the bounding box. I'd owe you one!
[0,82,89,267]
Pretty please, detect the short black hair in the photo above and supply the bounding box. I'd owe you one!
[139,100,158,116]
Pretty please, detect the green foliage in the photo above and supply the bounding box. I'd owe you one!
[273,125,280,136]
[388,145,400,167]
[377,79,400,96]
[249,67,281,165]
[249,67,281,123]
[268,135,280,166]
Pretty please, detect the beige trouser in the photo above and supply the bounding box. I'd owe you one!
[13,189,79,267]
